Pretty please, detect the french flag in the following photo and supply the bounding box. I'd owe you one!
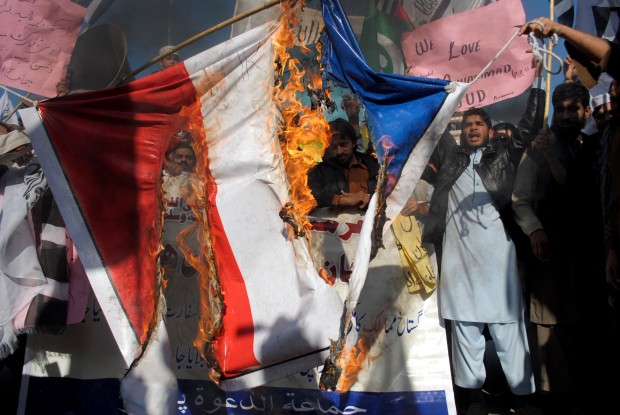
[20,21,343,388]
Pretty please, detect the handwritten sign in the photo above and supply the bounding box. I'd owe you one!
[0,0,86,98]
[401,0,534,110]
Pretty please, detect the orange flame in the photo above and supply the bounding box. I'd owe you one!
[158,0,333,383]
[336,333,379,392]
[161,99,224,383]
[273,0,330,238]
[318,266,335,286]
[379,135,396,196]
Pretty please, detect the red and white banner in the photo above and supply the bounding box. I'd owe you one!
[402,0,534,110]
[20,21,342,384]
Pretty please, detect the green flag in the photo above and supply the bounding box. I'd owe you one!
[360,0,413,74]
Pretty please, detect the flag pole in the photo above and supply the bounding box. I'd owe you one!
[121,0,284,83]
[543,0,555,125]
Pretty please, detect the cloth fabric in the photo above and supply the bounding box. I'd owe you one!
[610,124,620,249]
[0,162,47,357]
[566,39,620,86]
[512,128,611,395]
[120,318,178,415]
[391,214,437,294]
[0,157,79,359]
[321,0,467,210]
[308,151,379,208]
[0,130,32,165]
[511,132,600,325]
[344,158,370,195]
[451,319,534,394]
[423,88,546,247]
[439,149,523,323]
[23,21,344,382]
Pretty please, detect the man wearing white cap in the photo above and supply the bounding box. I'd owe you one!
[159,45,180,70]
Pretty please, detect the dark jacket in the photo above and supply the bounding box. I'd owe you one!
[308,151,379,208]
[423,87,545,246]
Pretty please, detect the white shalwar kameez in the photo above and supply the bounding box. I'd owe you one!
[439,149,534,394]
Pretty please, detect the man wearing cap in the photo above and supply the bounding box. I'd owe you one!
[0,123,31,169]
[159,45,180,70]
[165,142,196,177]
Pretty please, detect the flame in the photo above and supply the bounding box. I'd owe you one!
[318,266,335,286]
[380,135,398,197]
[273,0,331,238]
[335,333,379,392]
[157,0,334,383]
[187,104,226,384]
[159,99,224,384]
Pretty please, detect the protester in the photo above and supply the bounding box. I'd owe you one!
[512,81,620,413]
[165,139,196,176]
[308,118,378,211]
[562,56,579,84]
[340,93,370,153]
[0,126,74,414]
[159,45,180,70]
[604,78,620,289]
[519,17,619,84]
[0,122,31,166]
[422,107,541,415]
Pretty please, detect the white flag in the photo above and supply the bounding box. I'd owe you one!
[0,92,18,125]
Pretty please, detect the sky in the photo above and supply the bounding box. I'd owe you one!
[102,0,566,86]
[4,0,568,121]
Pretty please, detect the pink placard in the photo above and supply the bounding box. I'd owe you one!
[0,0,86,98]
[402,0,534,110]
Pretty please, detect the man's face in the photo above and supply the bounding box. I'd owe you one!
[462,115,493,148]
[172,147,196,172]
[553,99,590,133]
[329,134,355,166]
[160,55,179,69]
[595,80,620,128]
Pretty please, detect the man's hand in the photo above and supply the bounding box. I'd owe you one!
[531,127,555,157]
[519,17,560,38]
[530,229,549,262]
[56,78,72,97]
[339,191,370,209]
[606,249,620,291]
[532,127,566,185]
[401,196,419,216]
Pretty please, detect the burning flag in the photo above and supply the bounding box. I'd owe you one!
[322,0,466,219]
[319,0,466,391]
[20,18,343,386]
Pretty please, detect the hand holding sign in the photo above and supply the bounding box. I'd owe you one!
[401,0,534,110]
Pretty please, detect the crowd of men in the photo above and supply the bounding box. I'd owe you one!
[308,17,620,415]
